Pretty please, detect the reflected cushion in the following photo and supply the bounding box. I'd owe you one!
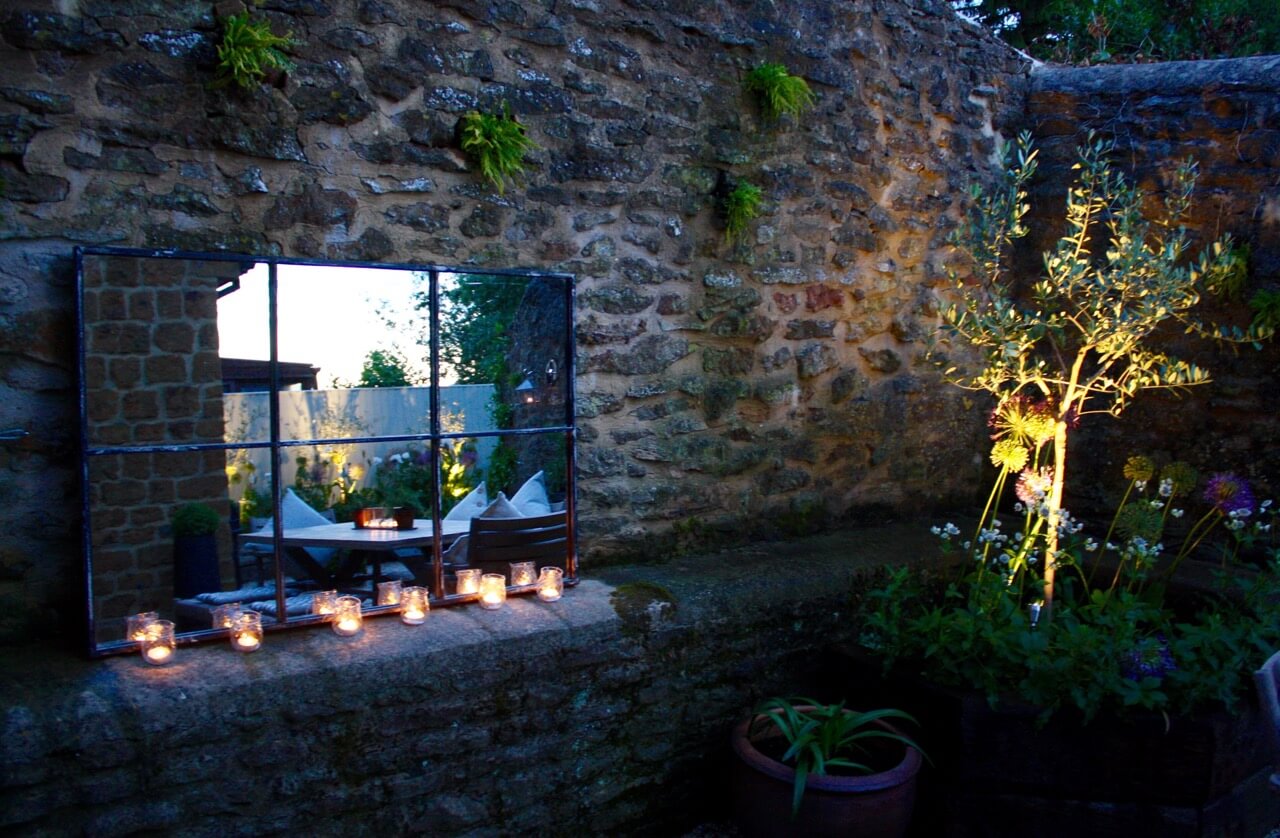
[510,471,551,516]
[255,488,337,566]
[479,492,523,519]
[444,481,488,521]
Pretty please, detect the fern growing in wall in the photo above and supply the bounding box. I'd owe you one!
[744,63,816,122]
[459,106,539,195]
[214,12,295,90]
[723,180,764,243]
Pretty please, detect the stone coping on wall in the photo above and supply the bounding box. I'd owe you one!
[1029,53,1280,95]
[0,522,935,770]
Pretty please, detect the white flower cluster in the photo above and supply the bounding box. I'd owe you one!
[930,522,962,539]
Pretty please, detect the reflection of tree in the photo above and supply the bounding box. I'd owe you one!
[356,349,418,387]
[418,274,526,492]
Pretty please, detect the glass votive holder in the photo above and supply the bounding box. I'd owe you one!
[479,573,507,610]
[140,620,176,666]
[509,561,536,587]
[126,611,159,644]
[332,595,363,637]
[230,611,263,653]
[212,602,243,630]
[455,568,482,596]
[311,590,338,619]
[537,567,564,602]
[377,579,402,606]
[401,586,429,625]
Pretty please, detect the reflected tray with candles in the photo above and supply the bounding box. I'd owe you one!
[352,507,416,530]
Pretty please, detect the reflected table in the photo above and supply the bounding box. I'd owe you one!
[239,519,469,595]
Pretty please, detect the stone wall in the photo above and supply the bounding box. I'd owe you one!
[1023,57,1280,513]
[0,0,1029,642]
[0,528,929,836]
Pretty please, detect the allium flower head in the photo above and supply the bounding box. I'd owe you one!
[1160,461,1198,497]
[990,438,1030,472]
[1015,467,1054,506]
[1115,501,1163,543]
[1203,472,1254,515]
[989,395,1056,448]
[1122,455,1155,483]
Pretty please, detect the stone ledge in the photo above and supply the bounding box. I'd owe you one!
[0,522,935,835]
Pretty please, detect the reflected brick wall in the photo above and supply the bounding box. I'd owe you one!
[81,256,238,642]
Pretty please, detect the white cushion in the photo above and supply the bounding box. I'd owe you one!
[479,492,523,519]
[510,471,551,516]
[444,482,488,521]
[256,488,331,531]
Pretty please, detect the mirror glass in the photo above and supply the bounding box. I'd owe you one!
[79,250,574,655]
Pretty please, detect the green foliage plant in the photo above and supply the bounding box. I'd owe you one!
[214,12,295,90]
[173,503,222,538]
[749,697,925,816]
[459,106,539,195]
[743,63,816,122]
[1248,287,1280,335]
[723,180,764,244]
[357,349,416,388]
[939,130,1272,614]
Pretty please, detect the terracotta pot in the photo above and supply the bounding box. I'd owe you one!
[729,708,922,838]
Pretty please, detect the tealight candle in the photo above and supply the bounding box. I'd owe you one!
[311,590,338,618]
[333,595,363,636]
[401,586,428,625]
[212,603,243,630]
[510,561,536,587]
[455,568,482,596]
[230,612,262,653]
[126,611,158,644]
[537,567,564,602]
[479,573,506,610]
[376,579,402,606]
[140,620,176,666]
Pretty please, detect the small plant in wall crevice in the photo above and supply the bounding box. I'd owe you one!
[459,106,539,195]
[744,62,816,122]
[213,11,295,90]
[723,180,764,244]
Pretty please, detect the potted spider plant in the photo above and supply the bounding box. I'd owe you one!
[729,696,925,838]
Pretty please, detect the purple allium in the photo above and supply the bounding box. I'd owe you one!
[1123,633,1177,682]
[1202,472,1254,515]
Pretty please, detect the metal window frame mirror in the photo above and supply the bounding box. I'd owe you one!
[76,246,577,657]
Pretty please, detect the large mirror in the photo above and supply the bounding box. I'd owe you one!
[77,248,576,655]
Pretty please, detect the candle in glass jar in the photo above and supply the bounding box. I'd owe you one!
[401,586,428,625]
[333,596,362,636]
[230,612,262,653]
[509,561,536,587]
[126,611,158,644]
[311,590,338,618]
[537,567,564,602]
[455,568,482,596]
[376,579,402,606]
[478,573,506,610]
[140,620,176,666]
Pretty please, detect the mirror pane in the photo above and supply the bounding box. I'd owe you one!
[83,253,254,449]
[88,449,241,647]
[440,272,570,434]
[274,265,432,443]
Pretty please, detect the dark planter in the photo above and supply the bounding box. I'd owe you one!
[174,534,221,598]
[729,709,922,838]
[830,644,1280,837]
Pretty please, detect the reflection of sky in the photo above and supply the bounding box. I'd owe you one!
[216,265,433,388]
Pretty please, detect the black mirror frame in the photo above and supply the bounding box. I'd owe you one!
[76,246,577,657]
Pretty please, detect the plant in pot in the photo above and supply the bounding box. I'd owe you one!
[172,502,224,598]
[729,696,925,838]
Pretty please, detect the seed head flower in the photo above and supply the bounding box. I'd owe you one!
[989,395,1056,448]
[1203,472,1254,515]
[1160,461,1198,497]
[1123,455,1155,483]
[990,438,1029,471]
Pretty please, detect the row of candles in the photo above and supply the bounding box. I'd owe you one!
[127,563,566,665]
